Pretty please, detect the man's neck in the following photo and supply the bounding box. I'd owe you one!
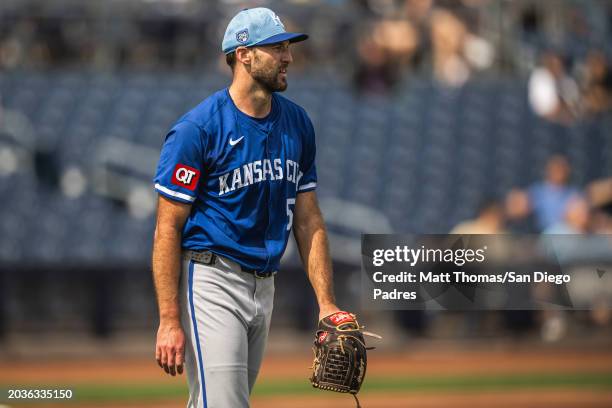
[229,80,272,119]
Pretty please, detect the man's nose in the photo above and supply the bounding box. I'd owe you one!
[282,48,293,64]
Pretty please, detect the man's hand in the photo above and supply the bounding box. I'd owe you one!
[156,320,186,376]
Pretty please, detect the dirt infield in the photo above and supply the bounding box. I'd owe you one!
[260,349,612,378]
[2,349,612,408]
[253,390,612,408]
[4,349,612,383]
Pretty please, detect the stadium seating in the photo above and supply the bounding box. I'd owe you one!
[0,71,610,265]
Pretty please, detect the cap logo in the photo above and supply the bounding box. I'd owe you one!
[236,29,249,44]
[272,14,284,28]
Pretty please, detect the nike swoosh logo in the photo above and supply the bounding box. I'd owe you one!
[229,136,244,146]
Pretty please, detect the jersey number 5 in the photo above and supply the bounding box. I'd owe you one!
[286,198,296,231]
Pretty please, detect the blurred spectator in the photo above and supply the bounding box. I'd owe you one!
[539,193,612,334]
[354,19,418,94]
[541,196,612,263]
[401,0,433,70]
[403,0,434,23]
[544,196,590,234]
[428,6,493,88]
[506,155,581,232]
[354,36,398,94]
[591,205,612,234]
[579,50,612,115]
[528,51,580,124]
[430,8,470,87]
[451,199,505,234]
[541,180,612,267]
[538,195,591,343]
[587,177,612,233]
[0,0,608,77]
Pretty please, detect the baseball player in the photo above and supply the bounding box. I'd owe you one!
[151,7,344,408]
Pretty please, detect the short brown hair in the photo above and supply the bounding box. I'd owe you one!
[226,52,236,70]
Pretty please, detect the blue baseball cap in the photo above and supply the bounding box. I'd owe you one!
[222,8,308,54]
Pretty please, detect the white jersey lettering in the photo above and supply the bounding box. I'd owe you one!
[263,159,274,181]
[243,162,254,186]
[231,168,243,191]
[219,173,230,195]
[295,170,303,187]
[253,160,262,182]
[286,160,294,182]
[273,158,283,180]
[218,158,302,196]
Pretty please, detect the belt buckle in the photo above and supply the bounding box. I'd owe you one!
[192,251,214,265]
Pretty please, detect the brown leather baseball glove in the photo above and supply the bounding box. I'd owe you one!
[310,311,381,407]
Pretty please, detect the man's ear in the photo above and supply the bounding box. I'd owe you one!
[235,47,252,66]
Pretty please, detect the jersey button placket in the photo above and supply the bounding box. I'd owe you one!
[262,129,273,273]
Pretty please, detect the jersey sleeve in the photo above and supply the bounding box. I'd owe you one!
[153,120,205,204]
[297,114,317,193]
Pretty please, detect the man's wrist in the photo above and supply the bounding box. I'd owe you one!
[318,304,340,320]
[159,311,181,324]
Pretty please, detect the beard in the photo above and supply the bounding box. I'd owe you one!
[251,55,288,92]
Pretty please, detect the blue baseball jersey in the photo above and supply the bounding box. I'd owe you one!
[153,88,317,273]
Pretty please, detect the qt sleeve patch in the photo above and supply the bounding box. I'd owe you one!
[171,164,201,191]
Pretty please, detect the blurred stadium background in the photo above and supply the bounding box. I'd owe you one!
[1,0,612,407]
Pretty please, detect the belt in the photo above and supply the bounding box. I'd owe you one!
[184,250,276,279]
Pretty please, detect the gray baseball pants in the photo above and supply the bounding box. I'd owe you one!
[180,252,275,408]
